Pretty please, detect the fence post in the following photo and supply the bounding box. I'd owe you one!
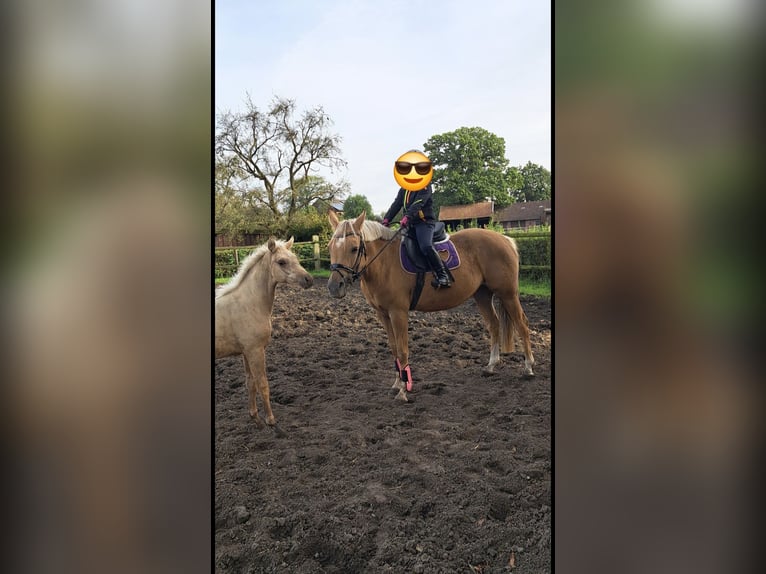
[312,235,320,271]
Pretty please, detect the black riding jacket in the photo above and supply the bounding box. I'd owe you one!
[383,184,436,225]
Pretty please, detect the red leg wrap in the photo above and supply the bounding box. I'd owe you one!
[400,364,413,392]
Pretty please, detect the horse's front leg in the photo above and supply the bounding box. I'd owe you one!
[245,346,276,427]
[389,309,412,401]
[375,308,404,391]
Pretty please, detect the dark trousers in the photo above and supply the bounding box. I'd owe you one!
[413,221,435,256]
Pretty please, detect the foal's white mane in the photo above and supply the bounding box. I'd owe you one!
[332,219,398,242]
[215,241,285,299]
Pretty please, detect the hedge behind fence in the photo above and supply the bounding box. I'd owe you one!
[214,241,328,280]
[508,232,551,282]
[215,231,550,282]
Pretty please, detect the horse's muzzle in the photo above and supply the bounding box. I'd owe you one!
[327,275,346,298]
[300,274,314,289]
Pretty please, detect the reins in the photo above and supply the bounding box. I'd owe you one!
[330,226,404,284]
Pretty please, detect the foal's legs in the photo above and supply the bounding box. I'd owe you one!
[473,286,502,373]
[242,355,264,427]
[243,346,276,426]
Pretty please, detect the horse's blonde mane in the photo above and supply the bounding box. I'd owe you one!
[332,219,398,242]
[215,241,280,299]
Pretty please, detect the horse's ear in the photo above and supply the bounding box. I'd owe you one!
[353,211,366,232]
[328,210,339,230]
[285,236,294,249]
[268,236,277,252]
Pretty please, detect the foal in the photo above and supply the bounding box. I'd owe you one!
[215,237,313,426]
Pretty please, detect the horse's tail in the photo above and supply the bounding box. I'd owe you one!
[497,234,521,353]
[503,235,519,260]
[496,296,516,353]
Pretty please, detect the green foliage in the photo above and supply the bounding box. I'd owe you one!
[486,220,506,234]
[293,176,349,213]
[290,242,315,264]
[342,194,373,219]
[424,127,519,209]
[519,277,550,297]
[214,247,256,279]
[215,236,333,280]
[285,207,330,241]
[513,162,551,202]
[509,231,551,281]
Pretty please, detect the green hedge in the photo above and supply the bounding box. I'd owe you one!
[215,233,550,281]
[507,232,551,282]
[214,247,257,279]
[215,241,331,279]
[291,242,316,265]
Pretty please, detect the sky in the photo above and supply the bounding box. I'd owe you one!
[215,0,551,215]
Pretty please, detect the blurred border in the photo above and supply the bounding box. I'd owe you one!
[555,1,763,572]
[4,1,212,573]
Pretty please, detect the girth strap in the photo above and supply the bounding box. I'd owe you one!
[409,272,426,310]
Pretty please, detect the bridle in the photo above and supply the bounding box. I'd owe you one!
[329,227,403,285]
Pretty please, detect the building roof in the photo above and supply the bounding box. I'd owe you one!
[438,201,494,221]
[495,200,551,222]
[312,199,344,213]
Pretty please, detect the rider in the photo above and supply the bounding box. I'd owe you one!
[382,149,452,288]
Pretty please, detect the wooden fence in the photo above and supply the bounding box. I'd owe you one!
[215,231,550,281]
[214,235,327,280]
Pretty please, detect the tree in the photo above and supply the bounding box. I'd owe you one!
[342,194,373,219]
[215,155,257,239]
[513,162,551,202]
[214,154,279,238]
[294,175,349,211]
[215,95,347,230]
[424,127,521,209]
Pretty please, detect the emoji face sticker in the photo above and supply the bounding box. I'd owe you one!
[393,150,433,191]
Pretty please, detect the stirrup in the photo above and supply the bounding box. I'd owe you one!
[431,273,452,288]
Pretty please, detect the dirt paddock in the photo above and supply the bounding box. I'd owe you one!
[215,281,551,573]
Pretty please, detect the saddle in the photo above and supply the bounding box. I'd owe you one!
[399,222,460,274]
[399,222,460,310]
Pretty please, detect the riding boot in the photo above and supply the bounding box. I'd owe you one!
[424,247,452,288]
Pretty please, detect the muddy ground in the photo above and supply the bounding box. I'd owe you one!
[215,281,551,573]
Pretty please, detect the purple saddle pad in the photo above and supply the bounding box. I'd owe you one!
[399,239,461,274]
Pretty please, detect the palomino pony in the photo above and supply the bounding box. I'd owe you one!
[327,211,534,401]
[215,237,313,426]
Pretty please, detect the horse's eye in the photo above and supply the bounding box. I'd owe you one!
[277,259,287,266]
[350,247,358,253]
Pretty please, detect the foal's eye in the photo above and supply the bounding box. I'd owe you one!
[277,259,287,266]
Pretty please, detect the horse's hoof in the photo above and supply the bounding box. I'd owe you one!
[395,389,409,402]
[523,370,535,379]
[482,366,498,377]
[272,424,287,438]
[251,415,266,428]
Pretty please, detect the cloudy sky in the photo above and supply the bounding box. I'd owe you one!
[215,0,551,214]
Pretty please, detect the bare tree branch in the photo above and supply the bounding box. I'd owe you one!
[216,96,347,226]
